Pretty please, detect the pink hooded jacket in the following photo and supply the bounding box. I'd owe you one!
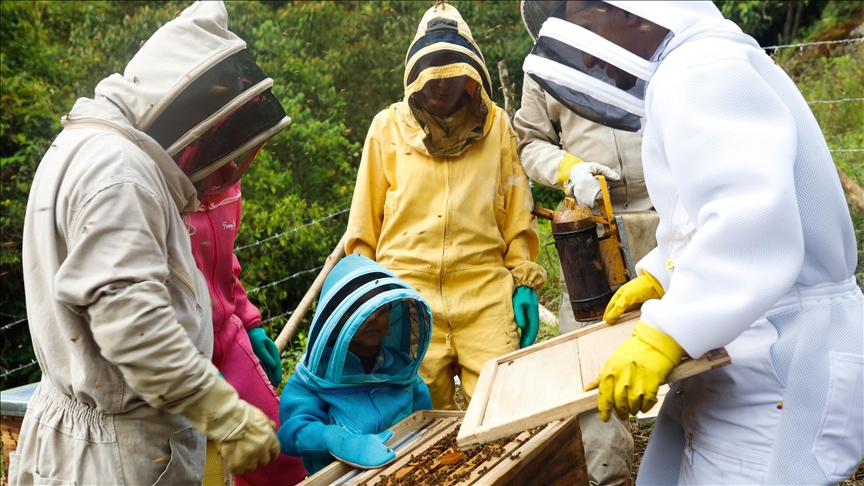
[188,183,261,338]
[186,177,306,485]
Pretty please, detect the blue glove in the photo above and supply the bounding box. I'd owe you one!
[295,422,396,469]
[247,327,282,387]
[513,286,540,348]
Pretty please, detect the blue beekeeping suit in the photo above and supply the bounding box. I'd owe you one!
[277,255,433,474]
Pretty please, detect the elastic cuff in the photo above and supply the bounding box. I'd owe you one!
[511,262,547,290]
[346,240,376,261]
[633,320,686,364]
[640,270,665,298]
[555,153,583,186]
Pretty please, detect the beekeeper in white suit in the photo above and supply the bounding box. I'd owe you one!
[522,1,863,484]
[10,2,291,484]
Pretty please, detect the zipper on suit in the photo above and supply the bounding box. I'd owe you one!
[440,157,453,351]
[369,388,383,431]
[168,258,196,298]
[204,207,228,367]
[204,209,225,324]
[612,132,631,209]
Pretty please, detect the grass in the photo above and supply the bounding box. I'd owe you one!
[842,462,864,486]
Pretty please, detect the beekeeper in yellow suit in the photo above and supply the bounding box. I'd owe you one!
[346,2,546,410]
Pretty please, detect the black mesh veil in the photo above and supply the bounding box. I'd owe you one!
[521,1,657,132]
[146,50,289,184]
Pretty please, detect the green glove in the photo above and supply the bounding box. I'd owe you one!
[512,286,540,348]
[247,327,282,387]
[584,320,686,422]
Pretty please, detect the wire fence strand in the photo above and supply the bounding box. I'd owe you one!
[807,97,864,105]
[234,208,349,252]
[1,316,28,331]
[764,37,864,51]
[261,309,296,325]
[246,265,324,294]
[1,359,39,378]
[831,148,864,153]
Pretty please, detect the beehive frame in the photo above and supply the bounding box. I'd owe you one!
[457,311,731,450]
[299,410,588,485]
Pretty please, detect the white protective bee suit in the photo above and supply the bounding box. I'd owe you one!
[522,1,864,484]
[11,2,290,484]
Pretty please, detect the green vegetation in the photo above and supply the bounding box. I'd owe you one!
[1,1,862,394]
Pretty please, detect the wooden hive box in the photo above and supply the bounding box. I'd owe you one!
[457,311,731,449]
[299,410,588,486]
[1,382,38,486]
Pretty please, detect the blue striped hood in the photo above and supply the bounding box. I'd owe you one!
[295,255,432,389]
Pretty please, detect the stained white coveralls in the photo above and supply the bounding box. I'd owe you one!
[9,3,265,484]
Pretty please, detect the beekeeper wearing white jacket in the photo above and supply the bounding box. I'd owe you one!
[522,1,863,484]
[10,2,291,484]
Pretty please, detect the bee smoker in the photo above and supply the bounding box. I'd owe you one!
[532,176,630,321]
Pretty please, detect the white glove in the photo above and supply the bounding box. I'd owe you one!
[564,162,621,208]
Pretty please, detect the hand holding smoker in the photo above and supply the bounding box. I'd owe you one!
[532,176,634,321]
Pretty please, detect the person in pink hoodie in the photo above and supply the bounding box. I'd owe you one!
[186,161,307,486]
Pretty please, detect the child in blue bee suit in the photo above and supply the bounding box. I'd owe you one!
[277,254,433,474]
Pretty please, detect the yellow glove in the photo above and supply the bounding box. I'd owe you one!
[584,320,686,422]
[603,271,664,324]
[555,153,584,187]
[181,377,280,475]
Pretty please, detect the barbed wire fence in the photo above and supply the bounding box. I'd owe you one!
[2,37,863,379]
[234,208,350,252]
[807,97,864,105]
[763,37,863,52]
[1,209,348,379]
[246,265,325,294]
[0,360,38,379]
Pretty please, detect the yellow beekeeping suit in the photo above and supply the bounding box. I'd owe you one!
[346,3,546,409]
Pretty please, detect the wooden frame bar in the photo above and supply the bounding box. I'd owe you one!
[299,409,588,485]
[456,311,731,450]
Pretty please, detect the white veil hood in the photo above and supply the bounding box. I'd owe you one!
[92,1,291,190]
[522,1,759,131]
[606,1,759,57]
[94,1,246,132]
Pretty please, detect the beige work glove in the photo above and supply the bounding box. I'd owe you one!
[181,377,280,475]
[556,154,621,209]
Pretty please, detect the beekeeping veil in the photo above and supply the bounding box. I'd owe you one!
[521,1,755,132]
[95,1,290,196]
[297,255,432,389]
[400,2,496,157]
